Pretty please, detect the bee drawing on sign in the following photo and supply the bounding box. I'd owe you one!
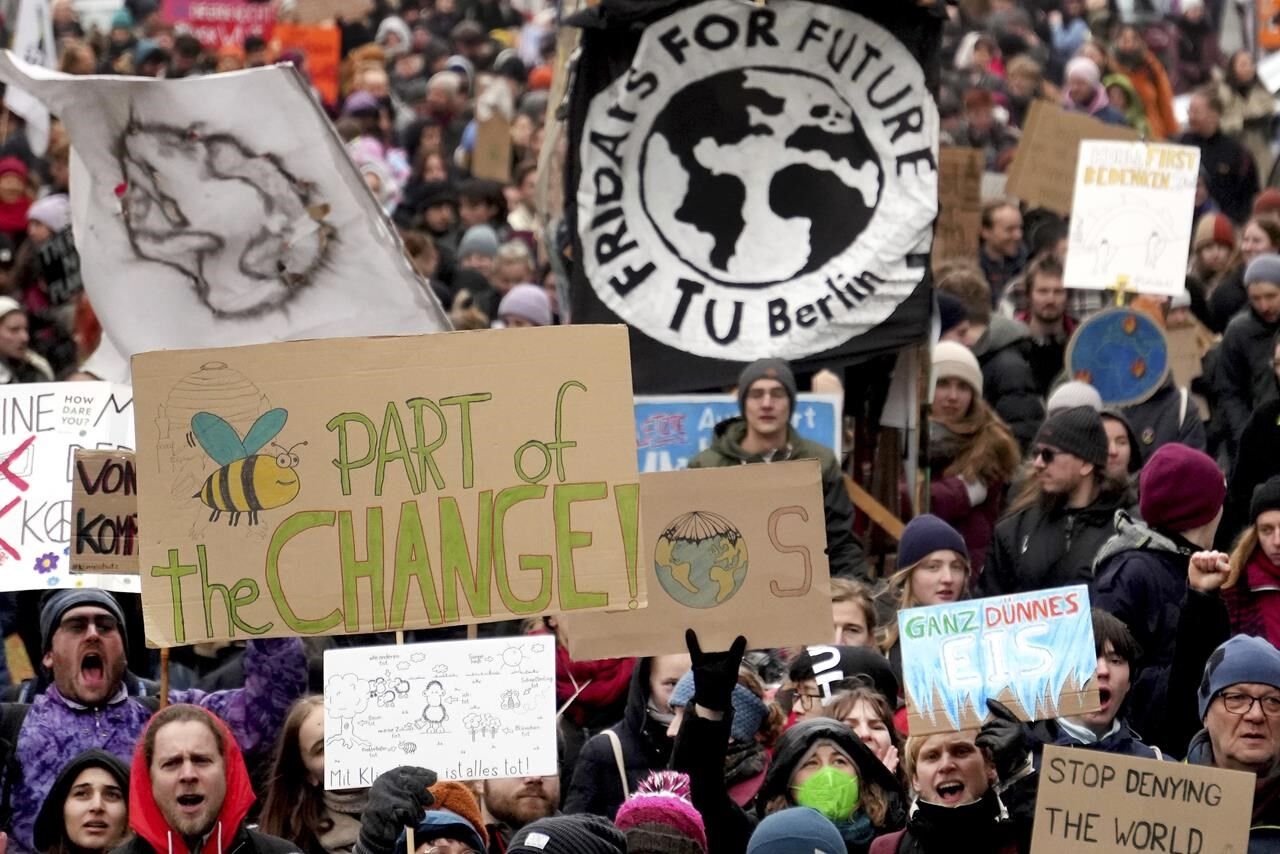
[420,680,449,733]
[190,406,307,526]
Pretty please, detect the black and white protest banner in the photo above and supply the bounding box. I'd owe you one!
[0,54,451,370]
[566,0,942,392]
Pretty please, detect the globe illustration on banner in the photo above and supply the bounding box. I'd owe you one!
[1066,308,1170,406]
[639,67,884,287]
[654,511,749,609]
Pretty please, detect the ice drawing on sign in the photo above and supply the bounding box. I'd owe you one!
[654,510,749,609]
[323,637,557,788]
[191,406,305,526]
[117,117,337,319]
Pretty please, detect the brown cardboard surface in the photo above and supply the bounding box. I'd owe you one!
[70,450,139,575]
[1005,101,1139,215]
[472,116,513,184]
[132,326,642,647]
[933,147,983,264]
[563,460,832,659]
[291,0,372,24]
[1031,745,1253,853]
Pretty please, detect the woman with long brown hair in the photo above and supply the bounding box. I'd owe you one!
[928,342,1021,572]
[260,696,367,854]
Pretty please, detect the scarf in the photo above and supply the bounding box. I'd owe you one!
[833,810,876,854]
[724,740,767,787]
[903,790,1014,853]
[317,790,366,854]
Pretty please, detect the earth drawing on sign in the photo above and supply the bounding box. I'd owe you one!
[654,511,749,608]
[1066,308,1170,407]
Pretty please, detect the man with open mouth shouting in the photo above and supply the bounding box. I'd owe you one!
[119,704,298,854]
[0,590,307,854]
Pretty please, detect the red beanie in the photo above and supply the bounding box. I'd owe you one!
[1255,187,1280,217]
[1138,444,1225,532]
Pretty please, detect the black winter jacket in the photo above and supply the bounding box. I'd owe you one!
[973,318,1045,451]
[1120,380,1206,455]
[112,826,299,854]
[1091,513,1200,709]
[562,657,673,818]
[1214,306,1280,454]
[1218,397,1280,550]
[978,488,1129,596]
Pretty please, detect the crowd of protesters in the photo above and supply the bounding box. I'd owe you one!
[2,1,1280,854]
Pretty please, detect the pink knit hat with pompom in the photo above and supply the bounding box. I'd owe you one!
[613,771,707,854]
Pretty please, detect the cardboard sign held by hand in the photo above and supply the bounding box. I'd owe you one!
[70,450,139,575]
[898,586,1099,735]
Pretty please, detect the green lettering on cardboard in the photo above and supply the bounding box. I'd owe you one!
[339,507,386,632]
[230,578,270,635]
[492,484,551,614]
[440,393,492,489]
[199,544,268,638]
[406,397,448,491]
[266,510,341,634]
[326,413,377,496]
[440,492,492,620]
[551,381,585,482]
[554,482,609,609]
[390,500,444,628]
[151,548,199,644]
[376,402,419,497]
[613,482,640,606]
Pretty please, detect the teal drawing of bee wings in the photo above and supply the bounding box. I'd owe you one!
[191,408,288,465]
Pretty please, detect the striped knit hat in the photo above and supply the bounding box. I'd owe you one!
[613,771,708,854]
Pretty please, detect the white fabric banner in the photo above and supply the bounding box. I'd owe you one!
[0,54,451,370]
[3,0,55,155]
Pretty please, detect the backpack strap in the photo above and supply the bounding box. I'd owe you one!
[0,702,31,833]
[1178,387,1189,428]
[602,729,629,800]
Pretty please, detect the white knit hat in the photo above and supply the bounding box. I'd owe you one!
[1046,380,1103,415]
[933,341,984,396]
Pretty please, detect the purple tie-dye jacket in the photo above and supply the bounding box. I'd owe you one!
[5,637,306,854]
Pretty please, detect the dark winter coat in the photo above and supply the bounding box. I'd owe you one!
[1217,397,1280,550]
[1214,306,1280,453]
[972,318,1045,451]
[1147,588,1230,758]
[1179,129,1259,224]
[1206,266,1248,333]
[1038,719,1163,761]
[1091,514,1201,724]
[1120,380,1206,455]
[869,783,1034,854]
[978,488,1129,596]
[113,826,299,854]
[562,657,673,819]
[688,418,868,580]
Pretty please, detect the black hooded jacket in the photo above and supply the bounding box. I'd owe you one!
[562,657,673,818]
[34,749,129,853]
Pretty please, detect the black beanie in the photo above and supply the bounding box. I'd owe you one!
[737,358,797,411]
[1034,406,1108,469]
[39,589,128,653]
[1251,476,1280,523]
[509,815,626,854]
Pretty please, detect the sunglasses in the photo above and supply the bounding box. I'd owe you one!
[1034,447,1058,464]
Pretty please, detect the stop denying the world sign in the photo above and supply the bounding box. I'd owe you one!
[131,326,644,647]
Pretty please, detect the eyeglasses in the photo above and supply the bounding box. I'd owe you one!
[1033,447,1057,464]
[58,615,119,636]
[1219,692,1280,717]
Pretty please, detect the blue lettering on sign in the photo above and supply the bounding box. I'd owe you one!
[633,394,840,472]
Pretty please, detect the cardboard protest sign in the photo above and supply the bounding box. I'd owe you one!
[161,0,275,49]
[291,0,372,25]
[1005,101,1139,215]
[1066,308,1171,407]
[271,24,340,107]
[71,450,138,575]
[132,325,643,647]
[634,393,840,473]
[1064,141,1200,297]
[36,227,82,306]
[0,54,450,379]
[323,635,555,789]
[898,585,1098,735]
[1031,745,1253,853]
[0,382,137,594]
[933,147,983,263]
[472,116,513,184]
[564,460,831,659]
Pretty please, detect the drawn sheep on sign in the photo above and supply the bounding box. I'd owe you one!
[420,680,448,733]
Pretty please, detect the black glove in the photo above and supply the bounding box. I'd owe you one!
[975,699,1031,782]
[685,629,747,713]
[357,766,437,854]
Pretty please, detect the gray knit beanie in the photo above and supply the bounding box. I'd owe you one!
[737,358,797,411]
[1245,253,1280,287]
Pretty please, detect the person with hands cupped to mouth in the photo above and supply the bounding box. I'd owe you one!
[670,630,906,854]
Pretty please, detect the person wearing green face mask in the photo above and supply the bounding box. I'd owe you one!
[757,719,906,854]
